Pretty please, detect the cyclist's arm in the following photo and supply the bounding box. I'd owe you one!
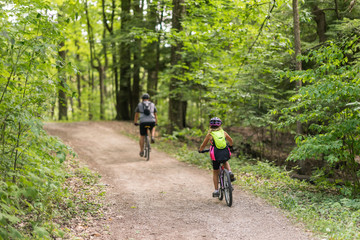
[154,112,158,124]
[134,112,139,124]
[199,133,211,151]
[224,131,233,146]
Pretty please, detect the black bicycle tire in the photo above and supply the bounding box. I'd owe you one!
[223,169,233,207]
[143,136,148,158]
[146,135,150,161]
[218,173,224,200]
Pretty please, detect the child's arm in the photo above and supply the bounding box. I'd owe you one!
[199,133,211,151]
[224,131,233,146]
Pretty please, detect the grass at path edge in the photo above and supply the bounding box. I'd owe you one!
[120,127,360,240]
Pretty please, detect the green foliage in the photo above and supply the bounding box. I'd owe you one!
[0,1,86,238]
[237,160,360,240]
[162,127,204,141]
[160,0,296,130]
[175,141,360,239]
[280,29,360,193]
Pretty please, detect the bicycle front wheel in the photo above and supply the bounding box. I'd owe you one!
[223,169,233,207]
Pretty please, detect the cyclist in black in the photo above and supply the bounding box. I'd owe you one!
[134,93,158,157]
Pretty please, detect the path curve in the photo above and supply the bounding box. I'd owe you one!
[45,121,313,240]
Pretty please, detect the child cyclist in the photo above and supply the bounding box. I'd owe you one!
[198,117,235,197]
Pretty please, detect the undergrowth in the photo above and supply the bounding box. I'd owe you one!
[155,139,360,240]
[120,124,360,239]
[0,131,105,240]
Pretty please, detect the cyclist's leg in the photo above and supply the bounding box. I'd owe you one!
[224,161,231,172]
[213,169,220,190]
[139,123,147,153]
[139,136,145,152]
[224,161,236,181]
[212,160,220,190]
[148,122,155,143]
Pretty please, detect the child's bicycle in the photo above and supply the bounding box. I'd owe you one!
[200,149,233,207]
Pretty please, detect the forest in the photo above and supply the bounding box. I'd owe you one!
[1,0,360,238]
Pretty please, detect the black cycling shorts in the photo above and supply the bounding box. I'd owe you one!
[210,146,231,170]
[139,122,155,136]
[212,159,229,170]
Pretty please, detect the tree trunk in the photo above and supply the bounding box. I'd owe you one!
[119,0,132,120]
[75,40,82,110]
[293,0,305,173]
[98,63,105,120]
[312,6,327,43]
[293,0,302,134]
[132,0,142,112]
[88,65,94,120]
[145,0,158,98]
[99,27,108,120]
[334,0,340,20]
[102,0,120,120]
[168,0,186,132]
[58,41,68,120]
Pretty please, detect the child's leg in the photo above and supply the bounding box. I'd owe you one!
[224,161,231,172]
[224,161,236,181]
[213,169,219,190]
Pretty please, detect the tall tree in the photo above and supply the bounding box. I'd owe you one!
[85,0,106,120]
[293,0,302,131]
[58,41,68,120]
[168,0,186,132]
[312,5,327,42]
[75,40,82,111]
[132,0,142,111]
[102,0,120,120]
[118,0,132,120]
[144,0,160,98]
[293,0,306,173]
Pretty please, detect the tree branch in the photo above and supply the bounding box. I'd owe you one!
[248,0,277,54]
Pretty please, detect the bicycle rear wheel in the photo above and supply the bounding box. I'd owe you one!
[145,135,150,161]
[223,169,233,207]
[218,173,223,200]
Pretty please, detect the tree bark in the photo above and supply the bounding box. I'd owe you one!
[119,0,132,120]
[168,0,186,132]
[58,41,68,120]
[86,0,106,120]
[145,0,159,98]
[102,0,120,120]
[75,40,82,110]
[293,0,306,173]
[132,0,142,112]
[312,6,327,43]
[293,0,302,134]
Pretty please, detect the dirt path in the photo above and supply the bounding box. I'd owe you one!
[45,121,313,240]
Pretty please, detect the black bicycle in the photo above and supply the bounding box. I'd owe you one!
[135,123,152,161]
[143,125,151,161]
[200,149,233,207]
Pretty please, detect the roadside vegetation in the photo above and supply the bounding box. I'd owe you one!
[0,128,106,239]
[0,133,105,239]
[150,130,360,240]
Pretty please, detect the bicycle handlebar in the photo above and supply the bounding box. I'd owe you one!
[199,146,234,153]
[199,149,210,153]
